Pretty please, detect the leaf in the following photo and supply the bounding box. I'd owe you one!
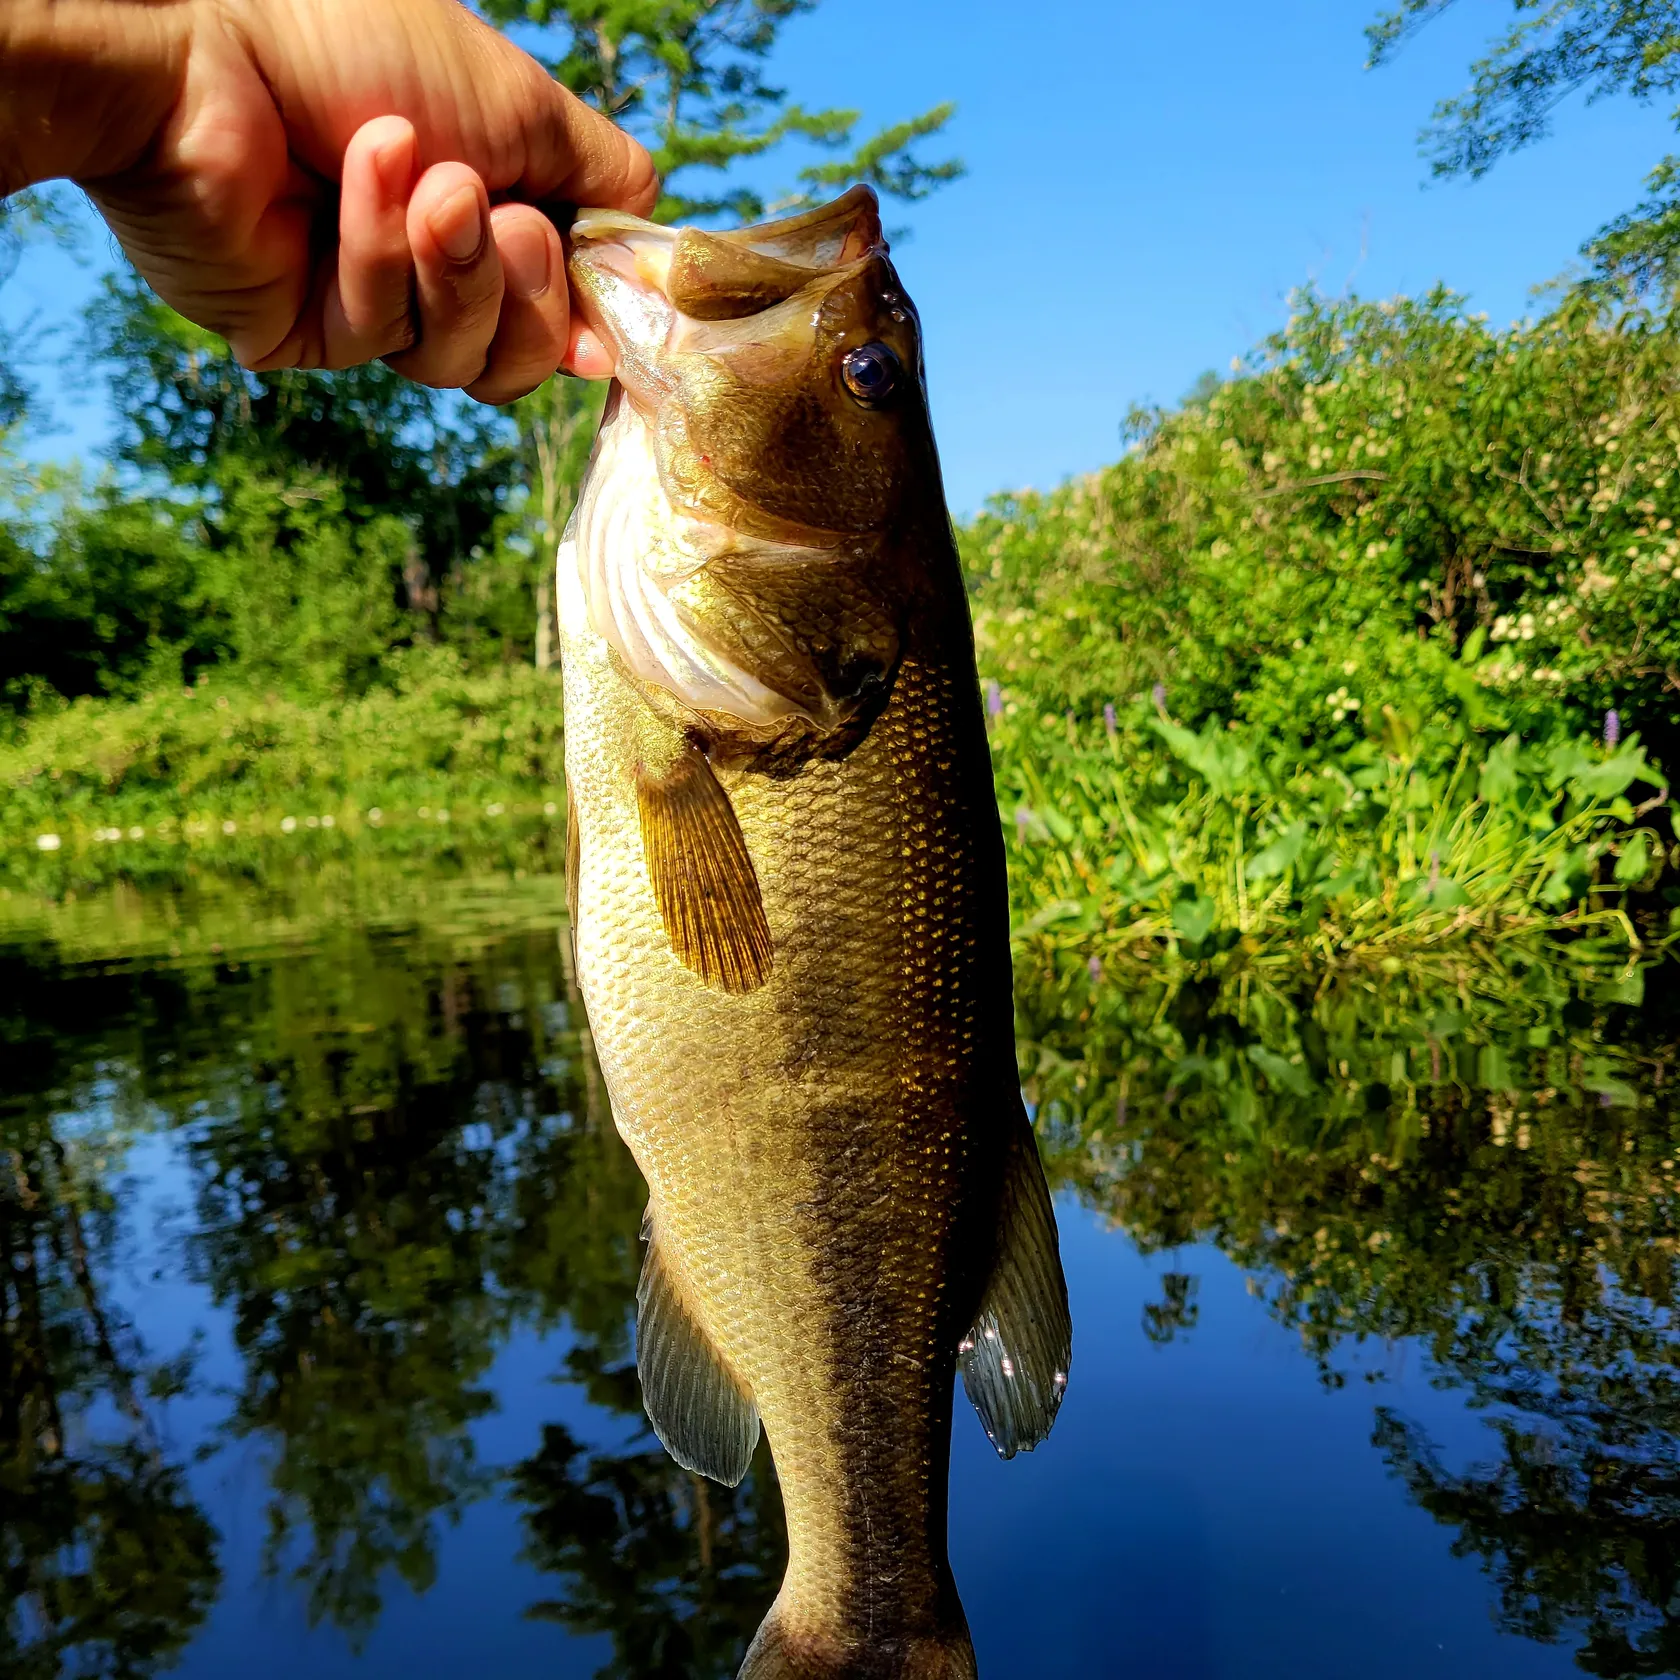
[1171,894,1217,947]
[1614,829,1651,886]
[1414,874,1470,909]
[1476,1044,1513,1092]
[1245,820,1308,881]
[1151,718,1250,796]
[1561,743,1660,804]
[1246,1044,1315,1097]
[1477,733,1523,806]
[1596,968,1645,1006]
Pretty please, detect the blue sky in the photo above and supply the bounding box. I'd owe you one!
[2,0,1673,512]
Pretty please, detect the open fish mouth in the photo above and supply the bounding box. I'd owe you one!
[568,185,887,381]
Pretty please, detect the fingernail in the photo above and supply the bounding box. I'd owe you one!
[430,184,485,264]
[373,133,414,200]
[501,227,551,299]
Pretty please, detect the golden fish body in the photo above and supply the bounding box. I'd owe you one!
[559,188,1070,1680]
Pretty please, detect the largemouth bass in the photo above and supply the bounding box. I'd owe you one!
[558,185,1071,1680]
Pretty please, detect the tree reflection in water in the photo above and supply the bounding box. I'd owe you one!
[0,952,220,1677]
[1021,947,1680,1677]
[1,892,782,1677]
[4,878,1680,1678]
[514,1420,783,1678]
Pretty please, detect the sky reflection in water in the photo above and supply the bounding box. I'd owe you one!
[1,873,1675,1679]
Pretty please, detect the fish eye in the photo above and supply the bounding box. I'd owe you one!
[841,342,901,407]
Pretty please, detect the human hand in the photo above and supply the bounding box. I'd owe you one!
[1,0,653,400]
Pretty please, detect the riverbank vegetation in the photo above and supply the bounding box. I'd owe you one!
[6,284,1679,969]
[3,1,1680,974]
[973,286,1680,970]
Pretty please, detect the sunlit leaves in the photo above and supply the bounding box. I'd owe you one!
[1368,1,1680,296]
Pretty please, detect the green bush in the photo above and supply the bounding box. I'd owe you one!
[965,287,1680,963]
[0,650,566,892]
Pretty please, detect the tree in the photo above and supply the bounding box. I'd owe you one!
[77,272,523,696]
[1367,1,1680,296]
[481,0,962,223]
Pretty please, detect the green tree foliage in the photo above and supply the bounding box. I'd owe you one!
[77,273,522,696]
[0,492,209,707]
[1368,0,1680,295]
[479,0,961,222]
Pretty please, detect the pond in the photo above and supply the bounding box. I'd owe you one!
[2,864,1677,1679]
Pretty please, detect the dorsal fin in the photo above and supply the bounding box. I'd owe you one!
[637,1207,761,1486]
[959,1119,1071,1459]
[636,739,773,994]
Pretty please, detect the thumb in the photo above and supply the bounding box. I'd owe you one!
[471,26,659,216]
[517,73,660,217]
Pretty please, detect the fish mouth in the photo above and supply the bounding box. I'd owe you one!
[567,186,887,400]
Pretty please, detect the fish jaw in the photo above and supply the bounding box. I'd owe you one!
[572,184,884,324]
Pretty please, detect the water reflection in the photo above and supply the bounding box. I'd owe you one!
[1,878,1678,1676]
[1023,952,1680,1674]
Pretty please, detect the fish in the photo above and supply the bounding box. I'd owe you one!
[557,185,1071,1680]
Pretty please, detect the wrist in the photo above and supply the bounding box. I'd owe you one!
[0,0,192,194]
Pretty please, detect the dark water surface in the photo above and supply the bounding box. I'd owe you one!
[3,870,1678,1679]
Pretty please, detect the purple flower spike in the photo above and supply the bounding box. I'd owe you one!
[1015,808,1031,838]
[986,679,1003,719]
[1088,954,1103,980]
[1605,709,1622,747]
[1152,682,1167,712]
[1103,702,1118,739]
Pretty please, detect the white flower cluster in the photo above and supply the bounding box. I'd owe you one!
[1325,686,1361,723]
[1491,611,1536,643]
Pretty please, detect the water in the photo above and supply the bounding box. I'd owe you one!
[3,869,1677,1678]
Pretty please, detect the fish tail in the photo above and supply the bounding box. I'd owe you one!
[738,1606,977,1679]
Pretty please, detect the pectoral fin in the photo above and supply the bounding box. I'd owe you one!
[636,741,773,994]
[637,1209,761,1486]
[959,1119,1072,1458]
